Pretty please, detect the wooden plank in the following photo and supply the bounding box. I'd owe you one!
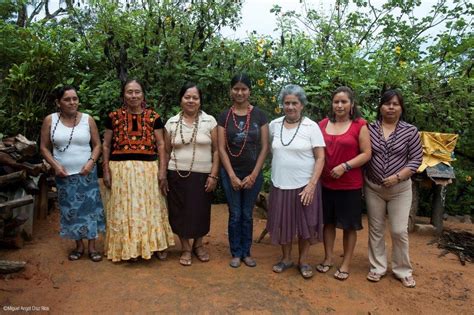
[0,171,26,188]
[0,195,34,211]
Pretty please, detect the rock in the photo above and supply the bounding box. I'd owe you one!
[445,215,462,223]
[414,224,436,235]
[461,215,472,224]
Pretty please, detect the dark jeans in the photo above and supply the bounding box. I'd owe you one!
[220,168,263,258]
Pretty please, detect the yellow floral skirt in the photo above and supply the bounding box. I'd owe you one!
[105,160,175,262]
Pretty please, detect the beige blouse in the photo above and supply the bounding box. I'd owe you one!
[165,111,217,173]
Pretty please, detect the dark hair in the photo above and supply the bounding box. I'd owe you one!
[377,89,405,121]
[278,84,308,106]
[121,78,146,98]
[54,85,77,101]
[230,73,252,89]
[328,86,361,122]
[179,82,202,105]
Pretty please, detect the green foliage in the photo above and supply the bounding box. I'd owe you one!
[0,0,472,214]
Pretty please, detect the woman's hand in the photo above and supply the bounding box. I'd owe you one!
[159,175,169,196]
[330,164,346,179]
[103,169,112,188]
[299,182,316,206]
[230,175,242,191]
[54,165,68,177]
[241,174,256,189]
[79,159,94,176]
[205,176,218,192]
[381,175,398,188]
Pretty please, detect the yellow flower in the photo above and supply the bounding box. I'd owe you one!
[466,175,472,182]
[165,16,172,25]
[274,107,281,114]
[256,45,263,54]
[258,39,265,46]
[271,96,276,103]
[266,50,272,58]
[394,46,401,55]
[257,79,265,87]
[399,60,407,68]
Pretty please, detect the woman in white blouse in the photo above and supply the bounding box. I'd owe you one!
[266,84,325,279]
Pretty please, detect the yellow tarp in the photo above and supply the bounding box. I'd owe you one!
[418,131,458,172]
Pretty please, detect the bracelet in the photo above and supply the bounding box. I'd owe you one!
[208,175,219,180]
[343,162,352,172]
[396,173,401,182]
[88,157,96,163]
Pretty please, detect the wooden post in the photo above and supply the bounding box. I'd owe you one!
[35,174,49,220]
[431,185,446,235]
[408,179,420,232]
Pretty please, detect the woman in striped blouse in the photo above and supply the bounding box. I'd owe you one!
[364,89,422,288]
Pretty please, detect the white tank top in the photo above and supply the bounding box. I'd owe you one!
[51,112,91,175]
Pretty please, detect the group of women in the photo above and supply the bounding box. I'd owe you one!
[40,73,422,289]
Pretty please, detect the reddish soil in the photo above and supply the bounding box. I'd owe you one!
[1,204,472,314]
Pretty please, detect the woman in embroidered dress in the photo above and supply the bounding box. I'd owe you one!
[316,86,371,281]
[40,85,105,262]
[266,84,325,279]
[103,79,174,262]
[163,82,219,266]
[217,73,269,268]
[364,89,422,288]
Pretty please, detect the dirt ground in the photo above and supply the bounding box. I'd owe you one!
[1,203,472,314]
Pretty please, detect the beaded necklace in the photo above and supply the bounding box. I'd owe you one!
[224,105,253,158]
[280,116,303,146]
[171,111,200,178]
[121,107,147,148]
[51,112,78,152]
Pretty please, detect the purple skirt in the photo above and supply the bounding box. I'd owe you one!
[266,183,323,245]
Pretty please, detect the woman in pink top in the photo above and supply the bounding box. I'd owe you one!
[317,86,371,280]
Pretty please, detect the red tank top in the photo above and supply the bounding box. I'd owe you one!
[319,117,366,190]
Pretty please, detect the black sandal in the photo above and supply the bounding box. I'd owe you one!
[88,252,102,262]
[68,250,84,261]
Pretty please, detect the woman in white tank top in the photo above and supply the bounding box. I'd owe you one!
[40,86,105,262]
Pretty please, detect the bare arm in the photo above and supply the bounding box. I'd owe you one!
[299,146,325,206]
[218,125,242,190]
[80,116,102,176]
[40,115,68,177]
[102,129,113,188]
[242,123,269,189]
[155,128,168,195]
[205,127,220,192]
[330,125,372,178]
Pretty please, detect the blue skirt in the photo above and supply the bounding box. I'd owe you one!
[56,167,106,240]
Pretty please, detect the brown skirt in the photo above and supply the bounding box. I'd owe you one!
[167,170,212,238]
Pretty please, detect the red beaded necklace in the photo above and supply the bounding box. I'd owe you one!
[224,105,253,158]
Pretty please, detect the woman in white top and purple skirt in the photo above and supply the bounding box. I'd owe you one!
[266,84,326,279]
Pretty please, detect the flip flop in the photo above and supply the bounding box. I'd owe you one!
[367,271,386,282]
[88,252,102,262]
[316,263,333,273]
[179,251,192,266]
[68,250,84,261]
[298,264,314,279]
[334,269,350,281]
[398,276,416,288]
[272,261,294,273]
[192,246,210,262]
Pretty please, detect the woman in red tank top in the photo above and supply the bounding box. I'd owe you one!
[317,87,371,280]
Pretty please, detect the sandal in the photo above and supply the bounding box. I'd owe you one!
[192,246,210,262]
[367,271,386,282]
[398,275,416,288]
[272,261,294,273]
[155,251,168,261]
[334,269,350,281]
[68,250,84,261]
[298,264,314,279]
[316,263,333,273]
[179,251,192,266]
[88,252,102,262]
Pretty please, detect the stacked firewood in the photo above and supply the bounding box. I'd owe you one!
[0,134,50,249]
[435,229,474,265]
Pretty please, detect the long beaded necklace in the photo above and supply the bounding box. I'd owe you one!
[280,116,303,146]
[224,105,253,157]
[121,107,147,148]
[51,112,78,152]
[172,111,200,178]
